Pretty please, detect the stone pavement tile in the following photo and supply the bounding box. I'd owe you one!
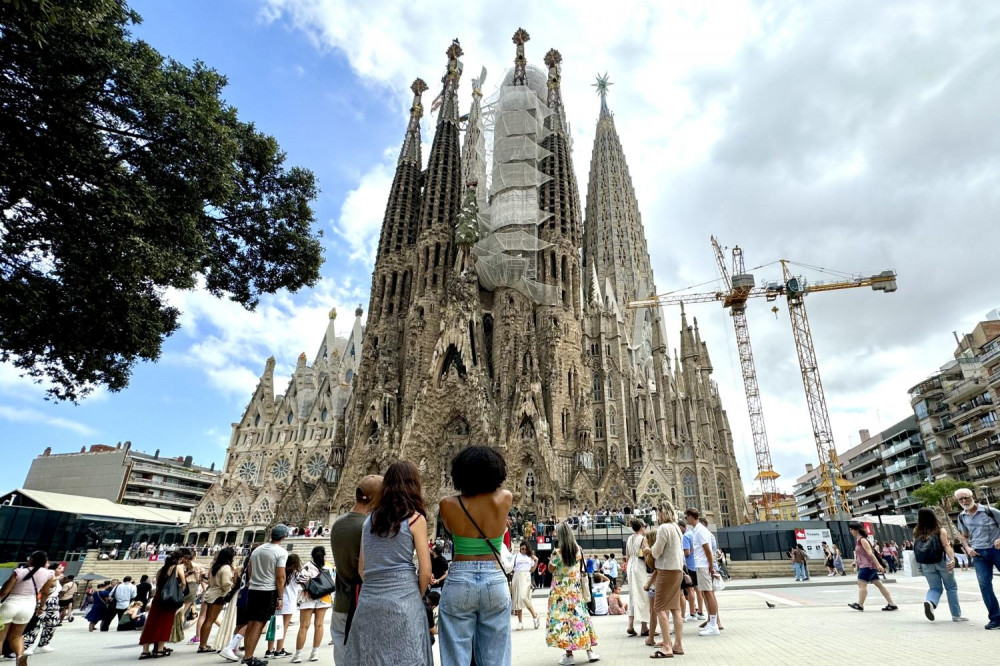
[29,578,1000,666]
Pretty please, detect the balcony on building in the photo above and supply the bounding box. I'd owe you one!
[946,377,989,406]
[957,416,999,444]
[843,449,882,474]
[965,436,1000,464]
[989,364,1000,388]
[122,490,199,508]
[883,437,923,460]
[849,467,885,486]
[889,473,924,492]
[852,480,890,501]
[978,339,1000,367]
[951,395,995,424]
[885,453,927,476]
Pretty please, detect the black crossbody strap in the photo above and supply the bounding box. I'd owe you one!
[457,497,506,572]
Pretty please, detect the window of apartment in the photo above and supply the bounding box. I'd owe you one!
[915,400,928,419]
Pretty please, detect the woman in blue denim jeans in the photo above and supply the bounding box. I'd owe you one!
[914,508,968,623]
[438,446,514,666]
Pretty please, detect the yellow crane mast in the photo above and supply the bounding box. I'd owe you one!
[709,237,780,519]
[629,253,897,519]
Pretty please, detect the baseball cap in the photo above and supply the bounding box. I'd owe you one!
[271,524,290,540]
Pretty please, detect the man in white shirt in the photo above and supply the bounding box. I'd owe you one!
[685,508,720,636]
[104,575,136,630]
[605,554,619,589]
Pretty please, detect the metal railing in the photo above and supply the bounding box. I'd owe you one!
[130,460,218,483]
[889,474,924,492]
[885,454,926,476]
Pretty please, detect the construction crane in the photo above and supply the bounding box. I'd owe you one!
[629,252,897,519]
[708,237,780,519]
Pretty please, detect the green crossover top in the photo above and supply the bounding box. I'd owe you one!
[452,534,504,556]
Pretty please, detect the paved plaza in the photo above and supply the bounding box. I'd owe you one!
[24,572,998,666]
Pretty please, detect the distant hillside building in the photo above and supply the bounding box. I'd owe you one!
[22,441,219,513]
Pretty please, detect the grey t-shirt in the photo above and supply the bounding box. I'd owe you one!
[956,505,1000,550]
[248,542,289,591]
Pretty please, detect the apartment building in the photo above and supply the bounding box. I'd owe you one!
[910,312,1000,503]
[22,441,219,512]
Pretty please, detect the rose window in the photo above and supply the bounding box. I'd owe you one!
[271,458,291,481]
[237,460,258,481]
[306,454,327,479]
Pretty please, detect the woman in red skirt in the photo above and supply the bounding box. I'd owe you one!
[139,548,192,659]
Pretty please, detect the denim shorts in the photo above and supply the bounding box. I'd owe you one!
[858,567,880,583]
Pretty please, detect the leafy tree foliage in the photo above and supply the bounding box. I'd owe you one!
[0,0,322,401]
[912,478,975,510]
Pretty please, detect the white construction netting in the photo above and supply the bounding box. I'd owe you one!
[472,66,559,305]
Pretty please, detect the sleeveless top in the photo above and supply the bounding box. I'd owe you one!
[855,538,877,569]
[362,514,417,576]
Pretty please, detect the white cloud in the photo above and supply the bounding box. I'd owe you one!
[332,150,395,264]
[166,277,367,401]
[0,404,96,436]
[261,0,1000,493]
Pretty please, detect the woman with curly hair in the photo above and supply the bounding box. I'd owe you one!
[343,461,433,665]
[438,445,514,666]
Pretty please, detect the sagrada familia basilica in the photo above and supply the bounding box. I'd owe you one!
[186,30,748,546]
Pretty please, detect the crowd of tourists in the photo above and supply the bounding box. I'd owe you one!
[4,469,999,665]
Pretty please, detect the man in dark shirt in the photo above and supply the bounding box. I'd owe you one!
[429,543,449,589]
[133,575,152,612]
[330,474,383,665]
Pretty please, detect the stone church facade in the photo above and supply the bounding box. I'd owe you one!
[188,30,748,545]
[185,309,364,546]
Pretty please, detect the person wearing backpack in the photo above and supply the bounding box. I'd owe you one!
[954,488,1000,630]
[913,507,968,622]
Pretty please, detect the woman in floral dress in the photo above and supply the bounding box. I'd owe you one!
[546,522,599,666]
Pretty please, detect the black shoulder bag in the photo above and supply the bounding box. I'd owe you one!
[457,497,512,585]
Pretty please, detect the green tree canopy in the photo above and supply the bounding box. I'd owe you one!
[911,478,975,511]
[0,0,323,400]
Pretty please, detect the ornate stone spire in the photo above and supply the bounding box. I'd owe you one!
[544,48,566,134]
[461,67,487,201]
[399,78,427,165]
[377,78,427,258]
[437,40,463,125]
[512,28,530,85]
[583,76,655,330]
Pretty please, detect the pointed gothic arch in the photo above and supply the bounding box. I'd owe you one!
[681,470,697,510]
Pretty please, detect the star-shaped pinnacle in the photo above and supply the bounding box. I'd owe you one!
[512,28,530,45]
[593,72,613,98]
[446,39,463,60]
[411,78,428,96]
[544,48,562,68]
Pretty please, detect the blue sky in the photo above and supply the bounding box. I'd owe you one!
[0,1,386,487]
[2,1,997,496]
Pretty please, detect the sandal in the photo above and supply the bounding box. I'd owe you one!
[197,646,214,653]
[627,628,638,636]
[138,655,155,661]
[650,650,673,659]
[882,604,898,611]
[848,603,864,611]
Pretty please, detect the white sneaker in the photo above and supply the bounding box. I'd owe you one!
[21,648,34,657]
[695,612,706,620]
[953,616,969,622]
[290,651,303,664]
[219,647,240,662]
[699,625,721,636]
[533,616,540,630]
[308,649,319,662]
[517,623,524,631]
[684,614,697,622]
[558,656,575,666]
[587,650,600,662]
[37,646,54,654]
